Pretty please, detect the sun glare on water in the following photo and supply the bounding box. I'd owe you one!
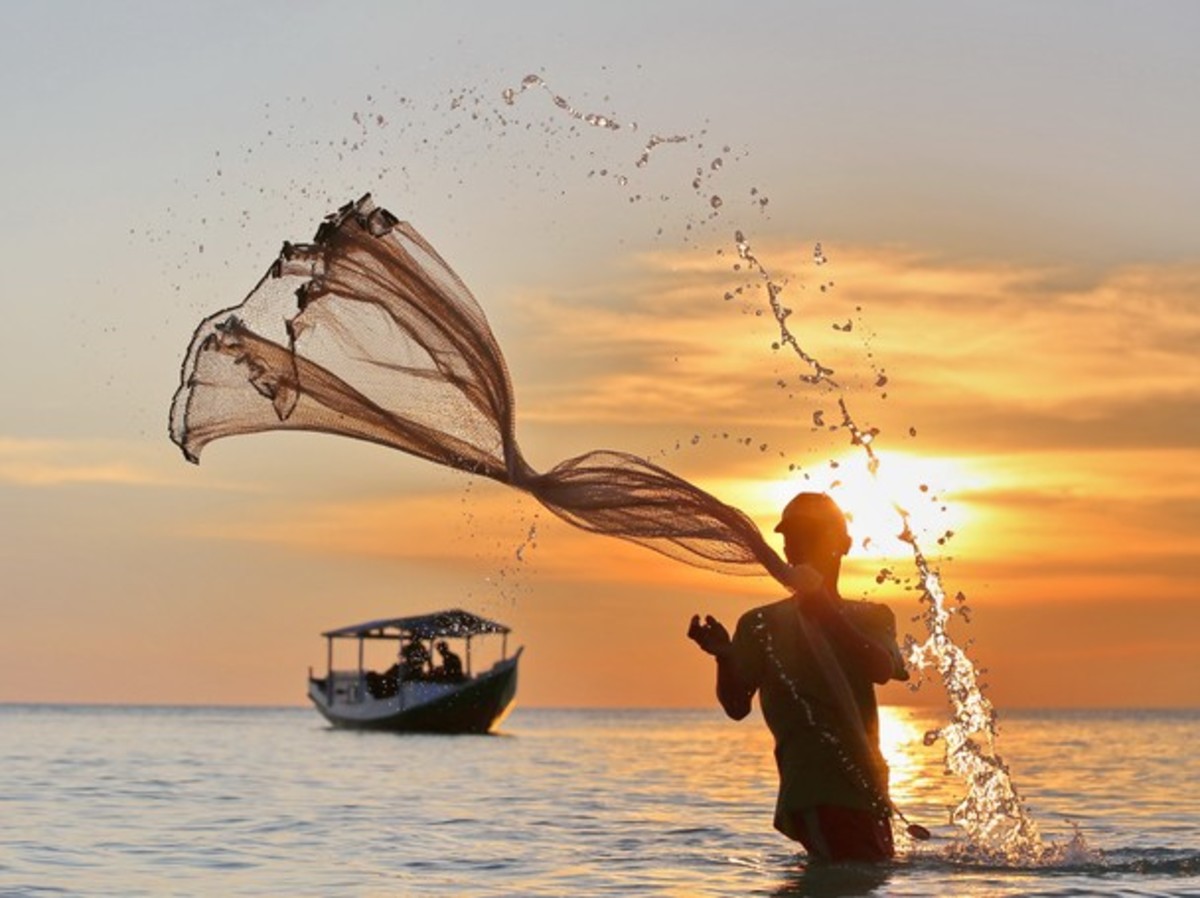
[877,706,927,801]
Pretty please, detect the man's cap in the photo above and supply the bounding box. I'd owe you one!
[774,491,848,535]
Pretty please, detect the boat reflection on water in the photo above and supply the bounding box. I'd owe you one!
[307,609,521,734]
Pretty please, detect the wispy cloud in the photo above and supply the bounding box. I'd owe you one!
[0,437,165,487]
[188,483,767,593]
[189,486,535,564]
[505,244,1200,458]
[0,436,250,490]
[478,246,1200,615]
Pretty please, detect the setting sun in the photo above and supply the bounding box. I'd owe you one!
[718,450,988,560]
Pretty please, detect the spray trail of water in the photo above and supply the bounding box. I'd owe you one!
[636,133,690,168]
[734,229,1047,861]
[515,522,539,563]
[902,536,1045,860]
[503,74,691,179]
[733,231,836,386]
[502,74,623,131]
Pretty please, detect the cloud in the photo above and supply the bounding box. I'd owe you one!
[502,244,1200,458]
[0,436,249,490]
[187,481,775,595]
[0,437,170,487]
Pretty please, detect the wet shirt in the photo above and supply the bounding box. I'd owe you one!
[728,596,898,838]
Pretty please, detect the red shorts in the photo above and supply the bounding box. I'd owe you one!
[790,805,894,863]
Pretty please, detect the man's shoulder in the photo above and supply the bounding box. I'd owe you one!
[729,598,796,677]
[842,599,898,638]
[736,596,795,625]
[843,598,895,621]
[732,597,802,644]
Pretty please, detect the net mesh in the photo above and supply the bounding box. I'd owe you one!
[170,195,789,582]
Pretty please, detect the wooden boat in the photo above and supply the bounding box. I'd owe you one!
[307,609,521,734]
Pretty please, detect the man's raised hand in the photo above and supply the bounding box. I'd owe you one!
[687,614,732,657]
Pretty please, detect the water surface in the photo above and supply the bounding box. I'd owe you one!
[1,705,1196,896]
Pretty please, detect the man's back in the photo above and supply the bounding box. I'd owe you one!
[727,596,898,838]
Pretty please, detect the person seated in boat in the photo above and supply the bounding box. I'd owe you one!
[688,492,909,863]
[375,663,401,698]
[365,665,399,699]
[400,638,431,681]
[433,640,465,682]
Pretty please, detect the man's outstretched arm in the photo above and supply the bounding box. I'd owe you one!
[688,614,755,719]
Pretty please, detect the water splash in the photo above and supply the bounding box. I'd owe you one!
[484,515,541,610]
[502,74,622,131]
[903,547,1046,861]
[733,230,836,386]
[636,133,690,168]
[515,522,539,562]
[746,239,1055,863]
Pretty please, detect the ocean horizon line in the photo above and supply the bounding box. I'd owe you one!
[2,701,1196,714]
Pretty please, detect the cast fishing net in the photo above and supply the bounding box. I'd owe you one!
[170,195,791,582]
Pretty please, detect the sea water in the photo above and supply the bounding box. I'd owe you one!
[1,704,1196,897]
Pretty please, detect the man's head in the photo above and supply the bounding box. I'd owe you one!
[775,492,851,566]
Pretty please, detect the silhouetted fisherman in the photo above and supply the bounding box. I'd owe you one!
[689,492,909,862]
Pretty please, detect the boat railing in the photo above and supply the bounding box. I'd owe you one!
[317,669,368,705]
[317,656,518,705]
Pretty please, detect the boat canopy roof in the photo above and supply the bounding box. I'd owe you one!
[321,608,511,640]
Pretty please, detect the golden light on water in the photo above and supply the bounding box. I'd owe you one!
[877,706,930,805]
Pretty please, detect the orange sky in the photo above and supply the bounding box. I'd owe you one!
[4,244,1197,709]
[2,4,1198,711]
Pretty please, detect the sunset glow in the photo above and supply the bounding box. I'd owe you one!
[718,450,983,560]
[1,3,1197,713]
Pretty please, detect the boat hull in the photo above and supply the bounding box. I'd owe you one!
[308,652,519,734]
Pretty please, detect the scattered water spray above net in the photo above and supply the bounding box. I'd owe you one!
[502,74,622,131]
